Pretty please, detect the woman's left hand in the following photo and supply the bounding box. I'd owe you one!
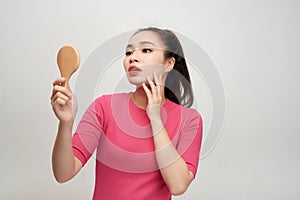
[142,72,164,121]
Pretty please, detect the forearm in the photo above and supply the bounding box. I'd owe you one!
[151,120,194,195]
[52,121,77,183]
[142,75,194,194]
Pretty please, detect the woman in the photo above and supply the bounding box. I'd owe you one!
[51,27,203,199]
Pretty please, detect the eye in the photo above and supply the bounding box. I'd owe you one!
[142,48,152,53]
[125,51,133,56]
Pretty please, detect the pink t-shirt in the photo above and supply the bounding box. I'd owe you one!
[72,93,203,200]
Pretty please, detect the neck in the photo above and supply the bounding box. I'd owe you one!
[131,86,148,109]
[131,85,165,109]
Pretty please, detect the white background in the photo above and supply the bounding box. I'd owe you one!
[0,0,299,199]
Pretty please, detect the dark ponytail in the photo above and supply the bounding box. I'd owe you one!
[133,27,194,107]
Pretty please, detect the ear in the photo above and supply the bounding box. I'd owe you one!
[165,57,175,72]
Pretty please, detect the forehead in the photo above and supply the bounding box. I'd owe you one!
[127,31,165,48]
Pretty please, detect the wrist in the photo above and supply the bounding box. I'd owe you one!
[59,120,74,128]
[147,104,161,120]
[150,118,164,136]
[57,120,74,138]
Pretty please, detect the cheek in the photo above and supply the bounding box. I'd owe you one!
[140,64,166,78]
[126,65,166,86]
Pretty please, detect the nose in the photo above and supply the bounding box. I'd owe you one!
[129,51,139,64]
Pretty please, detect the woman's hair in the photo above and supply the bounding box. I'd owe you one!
[133,27,194,107]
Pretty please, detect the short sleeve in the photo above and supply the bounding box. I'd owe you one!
[176,110,203,177]
[72,96,106,166]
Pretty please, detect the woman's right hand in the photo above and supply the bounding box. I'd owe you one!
[51,77,77,124]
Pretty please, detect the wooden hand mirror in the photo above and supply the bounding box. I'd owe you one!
[57,45,80,88]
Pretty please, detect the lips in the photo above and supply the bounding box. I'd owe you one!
[128,65,142,72]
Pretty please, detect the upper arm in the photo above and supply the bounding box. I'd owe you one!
[72,98,105,166]
[177,110,203,176]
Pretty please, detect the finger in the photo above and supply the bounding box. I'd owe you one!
[51,77,68,99]
[153,72,160,86]
[159,74,164,87]
[52,91,70,103]
[147,76,156,95]
[154,72,164,101]
[52,77,66,86]
[162,73,168,84]
[158,74,164,96]
[148,77,158,104]
[54,97,68,106]
[152,72,160,99]
[51,85,72,100]
[142,83,152,101]
[156,83,162,102]
[147,75,153,85]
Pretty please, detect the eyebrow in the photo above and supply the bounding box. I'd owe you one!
[126,41,155,49]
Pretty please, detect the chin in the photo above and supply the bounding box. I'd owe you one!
[127,76,145,87]
[128,80,143,87]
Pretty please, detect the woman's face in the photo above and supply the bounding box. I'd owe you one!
[123,31,171,86]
